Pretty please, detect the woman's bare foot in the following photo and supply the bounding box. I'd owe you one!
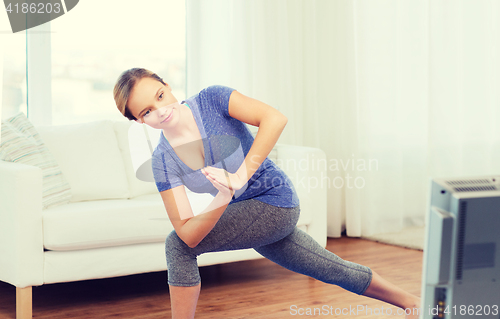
[362,270,421,318]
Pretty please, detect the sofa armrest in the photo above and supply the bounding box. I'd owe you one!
[0,160,44,288]
[273,144,327,247]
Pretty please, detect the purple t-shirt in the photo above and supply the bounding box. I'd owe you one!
[151,85,299,208]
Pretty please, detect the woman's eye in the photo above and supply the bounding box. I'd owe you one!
[159,93,163,100]
[144,110,151,117]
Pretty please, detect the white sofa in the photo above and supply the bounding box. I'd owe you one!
[0,119,327,318]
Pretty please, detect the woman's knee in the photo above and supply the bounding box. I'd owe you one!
[164,232,201,287]
[165,231,191,257]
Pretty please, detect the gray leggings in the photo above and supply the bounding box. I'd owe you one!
[165,198,373,295]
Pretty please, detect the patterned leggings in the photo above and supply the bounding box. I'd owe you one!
[165,198,372,295]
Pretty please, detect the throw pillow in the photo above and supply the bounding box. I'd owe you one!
[36,119,130,202]
[0,112,72,209]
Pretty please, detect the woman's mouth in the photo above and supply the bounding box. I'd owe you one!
[161,110,173,123]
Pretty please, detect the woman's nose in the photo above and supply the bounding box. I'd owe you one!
[156,104,169,117]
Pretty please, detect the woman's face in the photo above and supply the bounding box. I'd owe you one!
[127,77,181,129]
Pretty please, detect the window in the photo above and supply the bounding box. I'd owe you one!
[1,22,27,121]
[4,0,186,125]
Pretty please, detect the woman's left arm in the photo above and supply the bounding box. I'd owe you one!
[228,90,288,183]
[201,90,287,191]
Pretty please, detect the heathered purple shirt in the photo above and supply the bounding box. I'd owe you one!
[151,85,299,208]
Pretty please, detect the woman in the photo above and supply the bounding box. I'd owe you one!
[114,68,420,319]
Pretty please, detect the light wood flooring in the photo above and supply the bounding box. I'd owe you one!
[0,237,423,318]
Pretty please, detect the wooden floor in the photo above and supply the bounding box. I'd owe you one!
[0,237,423,319]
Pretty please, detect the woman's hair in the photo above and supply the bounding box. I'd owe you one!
[113,68,166,121]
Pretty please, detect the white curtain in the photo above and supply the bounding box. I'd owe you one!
[186,0,320,145]
[428,0,500,178]
[187,0,500,237]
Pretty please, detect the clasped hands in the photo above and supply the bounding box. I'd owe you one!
[201,166,246,198]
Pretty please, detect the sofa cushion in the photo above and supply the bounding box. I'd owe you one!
[0,112,72,209]
[37,120,129,202]
[42,192,215,251]
[113,121,158,198]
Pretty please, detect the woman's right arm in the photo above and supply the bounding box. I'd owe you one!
[160,185,232,248]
